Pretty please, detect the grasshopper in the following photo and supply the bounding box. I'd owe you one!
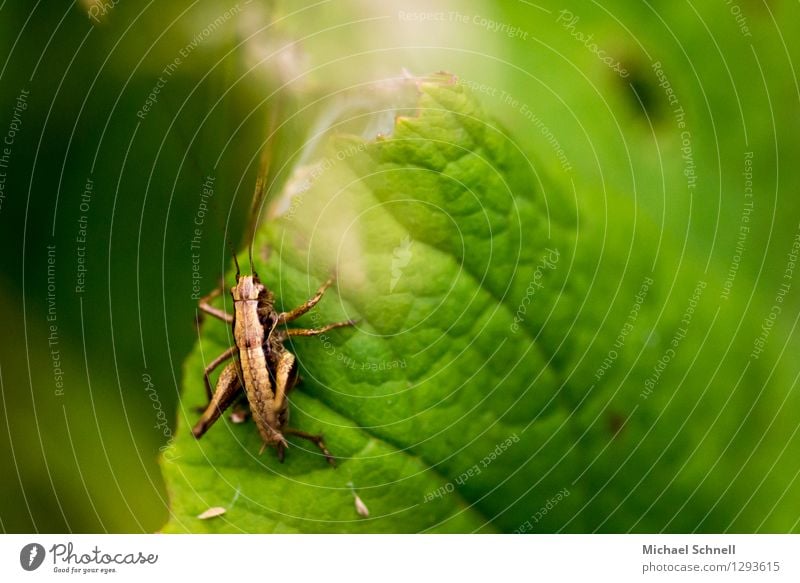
[191,103,354,465]
[191,260,354,465]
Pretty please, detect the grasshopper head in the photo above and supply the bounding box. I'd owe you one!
[231,273,275,306]
[231,274,265,302]
[229,246,273,303]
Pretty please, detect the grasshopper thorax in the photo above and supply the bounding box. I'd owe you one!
[230,274,277,338]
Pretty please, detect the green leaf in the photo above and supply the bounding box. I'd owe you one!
[161,74,800,533]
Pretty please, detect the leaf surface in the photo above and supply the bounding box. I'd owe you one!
[161,75,800,533]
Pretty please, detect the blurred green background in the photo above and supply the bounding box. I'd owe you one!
[0,0,798,532]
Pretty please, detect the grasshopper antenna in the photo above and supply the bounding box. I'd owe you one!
[246,94,283,277]
[249,241,258,279]
[227,240,241,279]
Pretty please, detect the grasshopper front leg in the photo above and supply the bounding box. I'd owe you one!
[198,283,234,324]
[276,277,334,324]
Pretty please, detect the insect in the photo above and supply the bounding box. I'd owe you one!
[191,103,354,465]
[191,261,354,465]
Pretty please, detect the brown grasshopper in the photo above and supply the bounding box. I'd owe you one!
[192,255,354,465]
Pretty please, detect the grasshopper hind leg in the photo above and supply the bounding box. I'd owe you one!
[192,362,242,439]
[201,345,236,403]
[284,428,336,466]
